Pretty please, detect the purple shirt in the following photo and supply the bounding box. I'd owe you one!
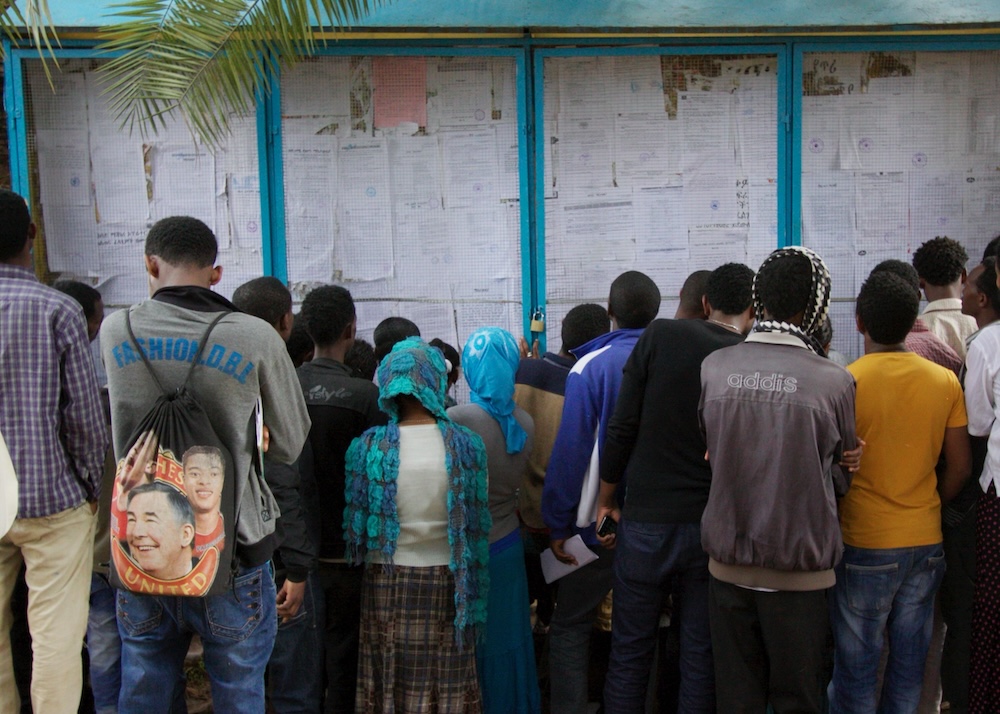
[0,264,107,517]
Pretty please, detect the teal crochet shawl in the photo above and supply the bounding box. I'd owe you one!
[343,338,491,642]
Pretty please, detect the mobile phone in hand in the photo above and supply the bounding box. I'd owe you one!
[597,515,617,537]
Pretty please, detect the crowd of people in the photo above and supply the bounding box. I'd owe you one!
[1,183,1000,714]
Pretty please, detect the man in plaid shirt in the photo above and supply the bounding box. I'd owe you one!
[0,189,108,713]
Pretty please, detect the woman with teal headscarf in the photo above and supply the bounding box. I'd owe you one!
[449,327,541,714]
[344,338,491,713]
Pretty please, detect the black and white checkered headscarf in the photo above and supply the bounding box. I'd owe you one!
[752,246,832,355]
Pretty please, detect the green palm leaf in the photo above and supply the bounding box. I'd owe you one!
[96,0,386,148]
[1,1,61,81]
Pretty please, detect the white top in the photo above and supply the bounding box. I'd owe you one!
[922,298,978,359]
[964,322,1000,494]
[392,424,452,567]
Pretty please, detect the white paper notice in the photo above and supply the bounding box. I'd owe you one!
[150,144,216,232]
[36,130,90,207]
[441,129,500,210]
[613,55,667,116]
[855,171,908,247]
[84,69,149,223]
[281,59,352,119]
[283,135,337,284]
[613,115,679,188]
[679,92,734,171]
[43,204,99,274]
[801,97,841,173]
[337,140,393,281]
[428,58,493,128]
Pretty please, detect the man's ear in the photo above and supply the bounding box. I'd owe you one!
[182,523,195,548]
[278,311,294,341]
[144,254,159,278]
[209,265,223,286]
[342,318,357,343]
[855,312,865,335]
[701,294,711,319]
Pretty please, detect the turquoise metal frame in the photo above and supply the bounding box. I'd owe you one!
[6,34,1000,344]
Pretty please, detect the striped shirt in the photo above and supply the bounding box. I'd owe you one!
[0,264,107,517]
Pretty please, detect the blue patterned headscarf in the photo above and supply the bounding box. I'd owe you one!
[377,336,449,421]
[462,327,527,454]
[345,338,491,644]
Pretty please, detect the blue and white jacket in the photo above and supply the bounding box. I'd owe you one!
[542,328,644,545]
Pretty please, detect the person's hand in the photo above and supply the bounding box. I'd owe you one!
[840,439,866,473]
[118,430,158,492]
[595,504,620,549]
[89,500,98,515]
[276,578,306,623]
[261,424,270,454]
[550,537,578,566]
[518,337,540,359]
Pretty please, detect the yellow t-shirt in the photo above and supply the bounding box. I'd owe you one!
[841,352,967,549]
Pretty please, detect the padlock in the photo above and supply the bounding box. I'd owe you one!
[529,310,545,333]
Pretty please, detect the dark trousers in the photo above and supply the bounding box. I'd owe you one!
[709,576,829,714]
[318,562,363,714]
[941,502,977,713]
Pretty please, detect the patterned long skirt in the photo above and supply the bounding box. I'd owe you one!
[356,564,482,714]
[970,483,1000,712]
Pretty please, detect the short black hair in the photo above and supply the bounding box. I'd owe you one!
[53,280,103,320]
[678,270,711,315]
[562,303,609,352]
[608,271,660,329]
[232,277,292,328]
[706,263,754,316]
[373,317,421,362]
[975,257,1000,310]
[857,271,919,345]
[429,338,460,386]
[870,259,920,296]
[300,285,355,348]
[984,235,1000,262]
[912,236,968,286]
[0,189,31,261]
[285,316,314,368]
[755,251,813,322]
[144,216,218,269]
[344,339,377,381]
[127,481,195,530]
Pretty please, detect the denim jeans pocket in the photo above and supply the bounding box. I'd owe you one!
[116,590,164,637]
[277,606,310,630]
[206,566,269,641]
[845,561,898,615]
[910,552,946,606]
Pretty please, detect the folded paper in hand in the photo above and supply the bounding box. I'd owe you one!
[540,534,599,584]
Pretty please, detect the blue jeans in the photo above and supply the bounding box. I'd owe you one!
[267,570,325,713]
[88,573,122,714]
[603,519,713,714]
[117,562,277,714]
[828,543,946,714]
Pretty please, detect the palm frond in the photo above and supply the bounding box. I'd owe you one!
[1,0,61,82]
[97,0,386,149]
